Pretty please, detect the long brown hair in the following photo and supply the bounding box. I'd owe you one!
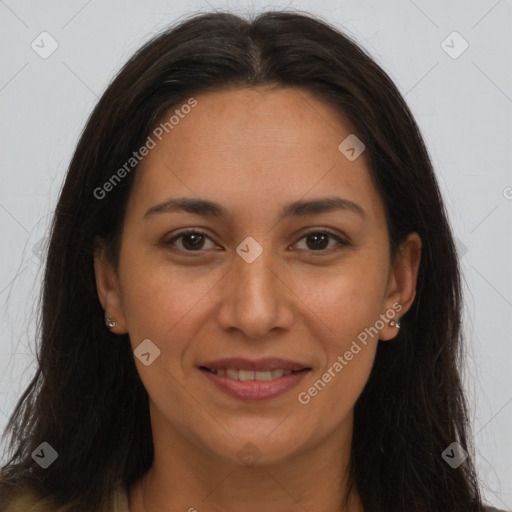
[0,10,484,511]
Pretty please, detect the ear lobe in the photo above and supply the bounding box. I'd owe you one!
[379,232,422,341]
[93,242,128,334]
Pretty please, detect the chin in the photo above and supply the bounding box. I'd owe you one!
[203,428,310,468]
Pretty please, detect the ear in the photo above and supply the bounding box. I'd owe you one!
[93,240,128,334]
[379,232,422,341]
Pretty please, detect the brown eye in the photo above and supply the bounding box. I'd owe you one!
[164,228,348,254]
[293,230,348,252]
[164,230,216,252]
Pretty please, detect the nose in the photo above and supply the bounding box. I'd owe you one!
[216,245,295,340]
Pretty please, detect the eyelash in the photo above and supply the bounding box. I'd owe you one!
[163,228,349,254]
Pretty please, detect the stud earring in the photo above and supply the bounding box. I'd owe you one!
[390,318,401,329]
[105,313,116,330]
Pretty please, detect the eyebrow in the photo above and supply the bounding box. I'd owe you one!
[144,196,367,221]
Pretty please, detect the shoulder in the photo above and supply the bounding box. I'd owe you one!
[2,483,129,512]
[2,489,57,512]
[484,507,509,512]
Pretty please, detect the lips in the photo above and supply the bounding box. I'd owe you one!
[198,357,311,400]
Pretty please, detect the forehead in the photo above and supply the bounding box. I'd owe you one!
[130,87,384,225]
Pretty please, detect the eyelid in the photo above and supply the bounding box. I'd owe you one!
[291,228,349,253]
[164,228,217,251]
[163,227,349,253]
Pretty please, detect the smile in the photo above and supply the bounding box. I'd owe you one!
[202,368,294,380]
[199,361,311,400]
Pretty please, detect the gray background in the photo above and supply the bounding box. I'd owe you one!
[0,0,511,509]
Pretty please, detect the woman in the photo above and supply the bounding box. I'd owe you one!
[0,10,505,512]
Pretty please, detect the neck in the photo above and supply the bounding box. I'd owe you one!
[130,415,363,512]
[135,463,363,512]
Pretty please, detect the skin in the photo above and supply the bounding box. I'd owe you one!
[94,86,421,512]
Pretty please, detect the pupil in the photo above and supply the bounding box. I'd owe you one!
[308,233,327,250]
[184,233,203,249]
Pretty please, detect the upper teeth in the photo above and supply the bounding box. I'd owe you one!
[210,369,293,381]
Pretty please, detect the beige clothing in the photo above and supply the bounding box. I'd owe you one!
[4,484,129,512]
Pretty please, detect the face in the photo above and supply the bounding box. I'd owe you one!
[95,87,421,467]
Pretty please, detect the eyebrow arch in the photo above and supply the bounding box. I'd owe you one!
[144,196,367,221]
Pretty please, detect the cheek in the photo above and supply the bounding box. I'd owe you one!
[116,243,168,336]
[297,257,388,340]
[295,274,382,423]
[294,256,386,406]
[118,247,222,346]
[298,340,377,432]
